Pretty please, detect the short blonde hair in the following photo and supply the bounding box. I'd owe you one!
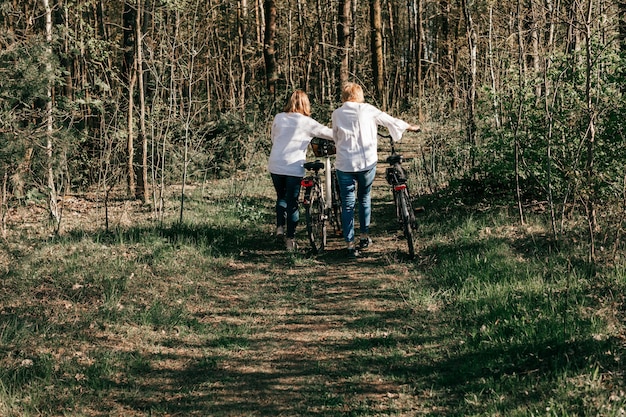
[284,90,311,116]
[341,82,365,103]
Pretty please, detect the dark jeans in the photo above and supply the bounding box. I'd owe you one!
[271,173,302,239]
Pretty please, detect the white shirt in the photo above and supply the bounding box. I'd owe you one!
[332,102,410,172]
[267,112,333,177]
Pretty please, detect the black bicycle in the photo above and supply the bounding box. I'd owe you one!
[380,132,417,259]
[301,138,342,253]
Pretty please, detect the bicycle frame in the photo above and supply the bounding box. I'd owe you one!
[302,138,343,253]
[380,132,416,258]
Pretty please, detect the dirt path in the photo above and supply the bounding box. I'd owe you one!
[183,246,425,416]
[169,163,432,416]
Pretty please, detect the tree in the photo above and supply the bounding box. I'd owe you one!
[136,0,149,204]
[370,0,385,108]
[123,0,137,198]
[263,0,278,94]
[43,0,61,231]
[338,0,351,89]
[461,0,477,171]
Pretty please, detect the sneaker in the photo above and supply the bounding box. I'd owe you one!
[276,225,285,238]
[359,237,373,249]
[347,247,360,259]
[285,238,297,252]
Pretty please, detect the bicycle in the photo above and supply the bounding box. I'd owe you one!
[301,138,342,254]
[380,132,418,259]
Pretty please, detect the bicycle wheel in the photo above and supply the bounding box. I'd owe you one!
[305,183,327,253]
[397,187,415,259]
[330,170,343,236]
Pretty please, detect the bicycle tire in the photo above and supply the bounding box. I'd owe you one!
[397,187,415,259]
[305,183,327,253]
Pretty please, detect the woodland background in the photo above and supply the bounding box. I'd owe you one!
[1,0,625,270]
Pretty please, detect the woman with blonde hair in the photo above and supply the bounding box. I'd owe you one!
[332,82,420,259]
[268,90,333,251]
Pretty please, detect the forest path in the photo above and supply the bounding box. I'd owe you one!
[176,153,439,416]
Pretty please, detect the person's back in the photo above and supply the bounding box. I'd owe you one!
[268,112,328,177]
[331,82,420,259]
[267,90,333,252]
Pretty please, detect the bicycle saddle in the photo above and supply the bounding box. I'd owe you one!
[304,161,325,171]
[386,154,403,165]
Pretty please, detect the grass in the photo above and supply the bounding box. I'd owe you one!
[1,173,625,416]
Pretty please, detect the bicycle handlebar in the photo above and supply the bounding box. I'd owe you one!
[378,125,420,155]
[377,131,397,155]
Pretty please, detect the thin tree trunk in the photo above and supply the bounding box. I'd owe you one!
[316,0,332,102]
[238,0,247,107]
[43,0,61,231]
[136,0,148,203]
[351,0,358,77]
[487,5,500,129]
[544,0,558,240]
[528,0,541,101]
[620,0,626,52]
[338,0,351,89]
[619,0,626,94]
[263,0,277,95]
[1,172,7,239]
[461,0,477,172]
[124,1,137,198]
[127,69,137,199]
[583,0,597,268]
[370,0,385,109]
[416,0,424,120]
[515,0,526,225]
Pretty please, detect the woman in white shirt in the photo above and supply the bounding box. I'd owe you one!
[268,90,333,251]
[332,82,420,259]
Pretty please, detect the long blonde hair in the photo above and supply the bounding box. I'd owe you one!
[341,82,365,103]
[284,90,312,116]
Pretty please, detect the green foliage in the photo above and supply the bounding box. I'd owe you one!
[0,39,50,185]
[202,112,256,179]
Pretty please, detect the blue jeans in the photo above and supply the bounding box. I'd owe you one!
[271,174,301,238]
[336,167,376,244]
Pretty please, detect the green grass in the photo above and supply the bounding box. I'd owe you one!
[1,178,625,416]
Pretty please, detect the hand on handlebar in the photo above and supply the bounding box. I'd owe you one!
[407,124,421,132]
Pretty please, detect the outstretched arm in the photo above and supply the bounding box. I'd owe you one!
[406,123,421,132]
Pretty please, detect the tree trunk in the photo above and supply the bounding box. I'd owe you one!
[584,0,597,269]
[1,172,7,239]
[43,0,61,231]
[238,0,247,107]
[370,0,385,109]
[415,0,424,120]
[515,0,526,226]
[527,0,541,101]
[619,0,626,94]
[263,0,278,95]
[127,71,136,199]
[620,0,626,51]
[544,0,558,240]
[461,0,477,171]
[136,0,148,204]
[338,0,351,89]
[487,5,500,129]
[124,1,136,198]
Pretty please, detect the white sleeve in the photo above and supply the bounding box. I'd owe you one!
[374,109,410,142]
[308,118,334,141]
